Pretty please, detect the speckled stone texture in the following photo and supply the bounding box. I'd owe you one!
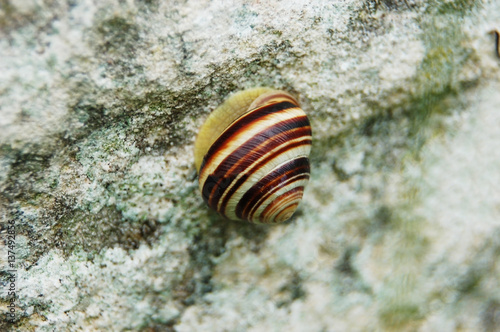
[1,0,500,331]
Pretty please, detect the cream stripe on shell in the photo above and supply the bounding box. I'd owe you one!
[221,143,311,221]
[198,106,307,190]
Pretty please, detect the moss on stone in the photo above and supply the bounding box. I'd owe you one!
[1,0,498,329]
[429,0,480,16]
[379,302,422,328]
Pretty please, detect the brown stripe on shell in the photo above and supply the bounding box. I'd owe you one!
[274,203,299,223]
[198,100,298,177]
[236,157,310,220]
[216,138,311,218]
[259,187,305,224]
[263,189,304,220]
[248,175,308,222]
[196,88,311,224]
[202,117,311,208]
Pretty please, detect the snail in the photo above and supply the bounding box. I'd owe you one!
[194,87,312,224]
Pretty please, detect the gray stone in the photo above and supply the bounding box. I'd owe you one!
[1,0,499,330]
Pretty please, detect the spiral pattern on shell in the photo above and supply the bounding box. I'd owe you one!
[194,87,312,224]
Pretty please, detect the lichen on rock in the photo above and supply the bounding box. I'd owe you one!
[1,0,500,331]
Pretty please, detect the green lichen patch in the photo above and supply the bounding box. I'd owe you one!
[376,0,417,11]
[427,0,480,16]
[305,5,483,329]
[135,0,160,12]
[348,0,418,40]
[313,0,480,167]
[58,207,160,253]
[1,0,498,329]
[176,213,273,307]
[90,15,146,81]
[403,20,477,143]
[333,246,373,296]
[275,272,306,308]
[95,16,140,56]
[1,194,158,267]
[1,148,53,201]
[0,0,59,37]
[336,246,360,276]
[483,300,500,332]
[378,301,422,329]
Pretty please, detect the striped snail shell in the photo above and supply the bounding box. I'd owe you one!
[194,87,312,224]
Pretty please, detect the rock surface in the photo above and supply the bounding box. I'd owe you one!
[1,0,500,331]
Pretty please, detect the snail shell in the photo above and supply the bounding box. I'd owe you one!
[194,87,312,224]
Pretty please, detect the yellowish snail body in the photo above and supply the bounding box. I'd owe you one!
[194,87,312,224]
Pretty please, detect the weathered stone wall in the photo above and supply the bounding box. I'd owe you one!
[1,0,499,330]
